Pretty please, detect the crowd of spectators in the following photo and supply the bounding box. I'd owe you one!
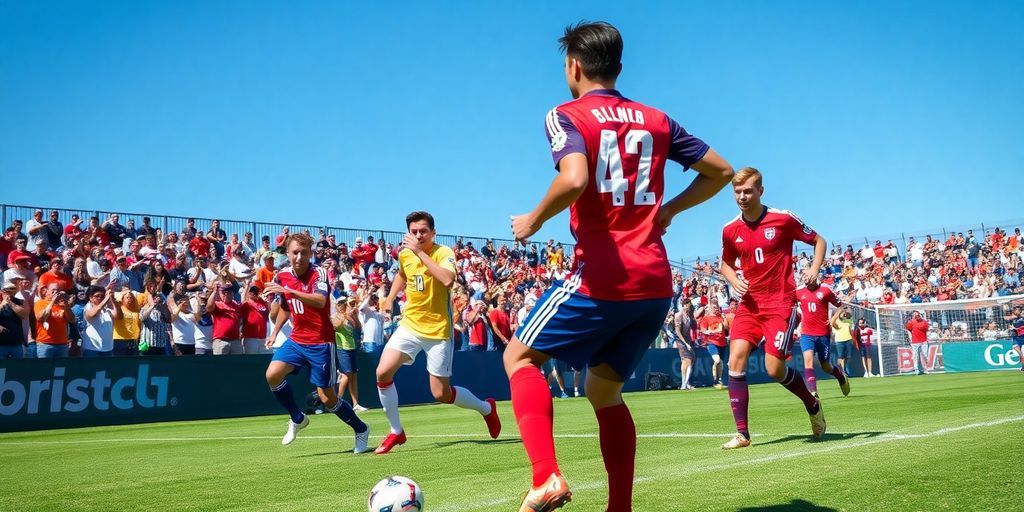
[2,207,1021,360]
[670,226,1024,346]
[0,208,577,359]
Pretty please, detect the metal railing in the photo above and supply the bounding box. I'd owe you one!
[0,203,574,255]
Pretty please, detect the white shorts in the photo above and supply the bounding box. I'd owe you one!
[384,325,454,377]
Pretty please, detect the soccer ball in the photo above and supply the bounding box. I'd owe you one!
[368,476,424,512]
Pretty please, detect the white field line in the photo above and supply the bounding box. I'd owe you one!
[0,432,753,445]
[431,415,1024,512]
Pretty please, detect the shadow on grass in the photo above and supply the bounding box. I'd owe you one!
[755,431,888,447]
[737,499,839,511]
[431,438,522,449]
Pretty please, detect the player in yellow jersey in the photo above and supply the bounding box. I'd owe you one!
[373,211,501,454]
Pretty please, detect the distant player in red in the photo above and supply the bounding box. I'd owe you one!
[720,167,828,449]
[506,22,734,511]
[795,284,850,397]
[262,232,370,453]
[854,317,876,377]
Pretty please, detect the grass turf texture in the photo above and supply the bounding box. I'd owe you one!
[1,371,1020,512]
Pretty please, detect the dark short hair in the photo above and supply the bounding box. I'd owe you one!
[87,285,105,297]
[406,211,435,231]
[559,21,623,82]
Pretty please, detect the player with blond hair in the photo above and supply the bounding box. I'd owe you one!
[719,167,829,449]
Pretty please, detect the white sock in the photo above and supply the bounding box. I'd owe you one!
[683,366,692,387]
[377,382,403,434]
[451,386,491,415]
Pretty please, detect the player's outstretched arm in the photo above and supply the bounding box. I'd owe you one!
[511,153,589,242]
[658,149,734,233]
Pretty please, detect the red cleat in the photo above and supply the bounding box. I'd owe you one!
[484,398,501,439]
[374,431,407,455]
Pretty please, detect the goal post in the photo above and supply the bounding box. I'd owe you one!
[873,294,1024,377]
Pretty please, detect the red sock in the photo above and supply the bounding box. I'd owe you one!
[510,366,559,487]
[596,403,635,512]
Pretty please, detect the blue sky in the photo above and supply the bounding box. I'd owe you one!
[2,1,1022,262]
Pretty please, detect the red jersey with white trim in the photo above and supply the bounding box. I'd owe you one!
[722,207,818,310]
[274,265,333,345]
[795,285,839,336]
[545,89,709,300]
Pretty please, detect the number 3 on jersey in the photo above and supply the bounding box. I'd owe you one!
[596,129,655,207]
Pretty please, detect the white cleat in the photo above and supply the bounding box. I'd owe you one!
[721,434,752,450]
[353,404,369,412]
[809,401,826,439]
[353,426,371,454]
[282,415,309,446]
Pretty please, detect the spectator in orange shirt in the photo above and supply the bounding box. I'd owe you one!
[254,253,277,291]
[38,258,73,292]
[35,283,73,358]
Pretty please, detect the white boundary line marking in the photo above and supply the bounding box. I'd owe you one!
[0,432,753,445]
[431,415,1024,512]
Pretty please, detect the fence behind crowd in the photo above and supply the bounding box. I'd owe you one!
[0,203,575,255]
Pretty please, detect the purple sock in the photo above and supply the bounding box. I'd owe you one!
[727,372,750,439]
[780,367,819,411]
[830,366,847,385]
[804,367,817,393]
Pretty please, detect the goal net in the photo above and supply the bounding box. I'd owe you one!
[873,295,1024,377]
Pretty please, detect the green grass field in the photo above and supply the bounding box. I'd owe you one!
[1,371,1020,512]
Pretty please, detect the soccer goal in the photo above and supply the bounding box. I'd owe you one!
[873,295,1024,377]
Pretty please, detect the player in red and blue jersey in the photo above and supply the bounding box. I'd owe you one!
[262,232,370,453]
[505,22,734,512]
[795,284,850,397]
[719,167,829,450]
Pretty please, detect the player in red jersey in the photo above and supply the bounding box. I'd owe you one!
[506,22,734,512]
[719,167,828,449]
[795,284,850,398]
[262,232,370,453]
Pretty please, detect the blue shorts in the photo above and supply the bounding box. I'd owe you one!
[336,348,358,375]
[834,341,853,359]
[516,277,671,380]
[858,343,873,357]
[272,339,338,389]
[799,335,831,362]
[706,344,727,360]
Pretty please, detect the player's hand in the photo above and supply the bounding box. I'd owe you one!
[402,233,422,254]
[801,268,817,287]
[262,282,287,297]
[510,213,540,243]
[655,207,674,235]
[731,277,750,296]
[264,336,275,349]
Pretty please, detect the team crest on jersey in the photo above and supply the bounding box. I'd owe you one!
[803,224,813,234]
[816,292,824,299]
[550,131,567,152]
[764,227,776,240]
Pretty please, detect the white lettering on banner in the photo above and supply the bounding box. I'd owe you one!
[984,344,1021,366]
[0,365,171,417]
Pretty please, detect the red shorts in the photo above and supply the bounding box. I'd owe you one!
[729,304,799,359]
